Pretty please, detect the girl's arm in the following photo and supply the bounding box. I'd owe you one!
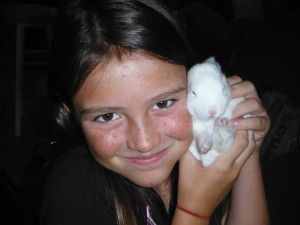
[173,129,256,225]
[225,151,269,225]
[172,76,270,225]
[225,76,270,225]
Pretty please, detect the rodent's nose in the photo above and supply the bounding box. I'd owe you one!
[208,109,216,118]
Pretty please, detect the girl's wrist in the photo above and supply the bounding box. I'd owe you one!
[176,197,215,220]
[172,206,211,225]
[176,204,211,220]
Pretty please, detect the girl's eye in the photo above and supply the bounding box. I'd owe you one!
[152,99,175,110]
[96,113,119,122]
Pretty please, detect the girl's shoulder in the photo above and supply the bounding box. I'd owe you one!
[41,145,116,225]
[43,144,110,197]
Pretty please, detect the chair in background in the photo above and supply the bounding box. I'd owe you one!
[0,4,56,136]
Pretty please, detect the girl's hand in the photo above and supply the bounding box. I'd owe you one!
[177,128,255,218]
[227,76,270,148]
[225,76,270,225]
[176,76,270,220]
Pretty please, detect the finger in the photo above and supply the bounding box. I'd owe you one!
[235,133,256,166]
[232,99,270,140]
[230,80,260,101]
[234,116,270,141]
[232,98,261,119]
[234,116,269,132]
[227,75,242,85]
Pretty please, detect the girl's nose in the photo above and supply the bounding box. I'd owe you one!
[126,119,161,152]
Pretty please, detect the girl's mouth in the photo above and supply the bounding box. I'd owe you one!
[123,148,169,167]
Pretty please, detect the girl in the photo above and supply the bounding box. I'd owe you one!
[41,0,270,224]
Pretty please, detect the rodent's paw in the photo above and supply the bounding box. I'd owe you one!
[188,144,202,160]
[198,138,213,154]
[217,118,235,131]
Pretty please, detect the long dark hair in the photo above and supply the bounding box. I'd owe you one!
[49,0,194,139]
[48,0,226,224]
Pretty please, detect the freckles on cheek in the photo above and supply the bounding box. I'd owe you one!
[163,110,193,139]
[83,128,123,159]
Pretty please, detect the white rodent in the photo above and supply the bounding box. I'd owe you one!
[186,57,251,167]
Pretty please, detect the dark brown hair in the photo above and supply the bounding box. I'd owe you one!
[48,0,226,224]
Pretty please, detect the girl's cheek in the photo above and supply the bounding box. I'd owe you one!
[160,108,193,140]
[82,126,124,159]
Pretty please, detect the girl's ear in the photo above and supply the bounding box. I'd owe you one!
[62,103,80,124]
[63,103,71,113]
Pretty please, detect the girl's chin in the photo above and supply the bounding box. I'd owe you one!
[126,168,173,188]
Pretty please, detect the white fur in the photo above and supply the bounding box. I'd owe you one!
[187,57,252,167]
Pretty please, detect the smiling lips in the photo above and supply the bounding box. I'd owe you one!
[123,148,169,167]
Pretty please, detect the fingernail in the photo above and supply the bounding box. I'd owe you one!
[233,119,239,127]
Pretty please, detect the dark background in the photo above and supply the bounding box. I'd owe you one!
[0,0,300,224]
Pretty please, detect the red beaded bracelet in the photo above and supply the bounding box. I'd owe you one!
[176,205,211,220]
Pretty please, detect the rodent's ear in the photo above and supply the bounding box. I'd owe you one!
[205,56,216,64]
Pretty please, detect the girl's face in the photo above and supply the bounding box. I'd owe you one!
[72,53,192,188]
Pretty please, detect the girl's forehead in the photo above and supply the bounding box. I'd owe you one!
[86,53,185,85]
[72,53,186,109]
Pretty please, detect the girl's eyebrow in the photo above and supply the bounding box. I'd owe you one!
[79,106,122,116]
[79,87,186,116]
[150,87,186,103]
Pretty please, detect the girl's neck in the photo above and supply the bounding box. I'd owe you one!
[153,177,172,211]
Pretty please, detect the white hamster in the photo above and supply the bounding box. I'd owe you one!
[187,57,250,167]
